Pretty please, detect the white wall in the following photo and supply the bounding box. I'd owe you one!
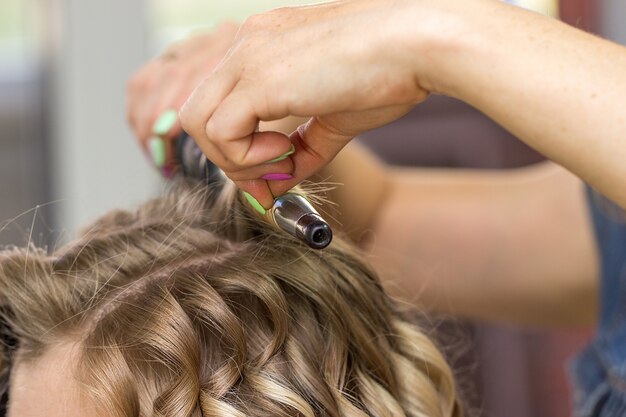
[48,0,160,237]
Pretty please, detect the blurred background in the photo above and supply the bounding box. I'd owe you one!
[0,0,623,416]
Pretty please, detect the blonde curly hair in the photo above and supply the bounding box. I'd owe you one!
[0,180,462,417]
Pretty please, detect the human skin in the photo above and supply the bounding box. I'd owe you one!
[373,164,597,327]
[127,22,239,149]
[8,343,92,417]
[178,0,626,210]
[323,143,598,327]
[126,7,599,327]
[126,22,305,167]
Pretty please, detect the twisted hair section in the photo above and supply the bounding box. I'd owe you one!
[0,179,462,417]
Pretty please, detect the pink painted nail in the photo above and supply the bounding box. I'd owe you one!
[262,173,293,181]
[162,165,174,178]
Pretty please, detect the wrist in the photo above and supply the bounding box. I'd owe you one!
[402,0,498,97]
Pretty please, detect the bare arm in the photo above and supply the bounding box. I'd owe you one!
[420,0,626,209]
[325,144,598,327]
[180,0,626,210]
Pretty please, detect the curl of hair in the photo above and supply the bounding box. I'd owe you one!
[0,179,463,417]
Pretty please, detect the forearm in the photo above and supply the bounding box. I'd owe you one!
[318,143,597,327]
[366,163,598,327]
[416,0,626,208]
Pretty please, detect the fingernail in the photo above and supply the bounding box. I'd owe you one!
[261,173,293,181]
[148,137,166,168]
[152,109,178,136]
[265,144,295,164]
[243,191,267,215]
[162,165,174,178]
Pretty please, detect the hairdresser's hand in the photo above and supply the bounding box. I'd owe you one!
[184,0,626,210]
[126,22,239,170]
[179,0,435,208]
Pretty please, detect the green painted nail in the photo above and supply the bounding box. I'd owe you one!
[266,144,295,163]
[152,109,178,136]
[243,192,266,215]
[148,137,166,168]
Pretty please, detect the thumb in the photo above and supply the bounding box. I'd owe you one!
[268,116,355,198]
[267,105,414,197]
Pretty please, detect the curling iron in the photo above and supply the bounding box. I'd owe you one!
[174,133,333,250]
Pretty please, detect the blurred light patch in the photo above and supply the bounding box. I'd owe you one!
[0,0,38,77]
[149,0,559,51]
[150,0,324,49]
[504,0,559,17]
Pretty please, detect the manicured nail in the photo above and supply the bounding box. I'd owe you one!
[266,144,295,163]
[243,191,266,215]
[162,165,174,178]
[148,137,166,168]
[262,173,293,181]
[152,109,178,136]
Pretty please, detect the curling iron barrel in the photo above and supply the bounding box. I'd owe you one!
[271,193,333,249]
[174,133,333,249]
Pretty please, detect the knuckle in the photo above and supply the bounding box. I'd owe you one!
[127,75,142,94]
[204,117,226,143]
[158,62,177,79]
[274,85,296,114]
[165,66,186,83]
[216,20,240,34]
[242,13,263,29]
[135,77,153,95]
[178,104,194,132]
[268,6,292,17]
[206,122,250,168]
[128,66,154,93]
[241,12,280,37]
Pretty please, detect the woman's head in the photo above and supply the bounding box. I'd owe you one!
[0,181,461,417]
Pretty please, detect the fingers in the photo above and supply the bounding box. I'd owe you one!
[181,70,293,174]
[126,60,161,145]
[268,117,354,198]
[127,60,184,170]
[169,5,427,207]
[267,105,415,195]
[181,75,356,206]
[217,115,354,206]
[181,77,298,208]
[126,23,242,171]
[234,179,274,210]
